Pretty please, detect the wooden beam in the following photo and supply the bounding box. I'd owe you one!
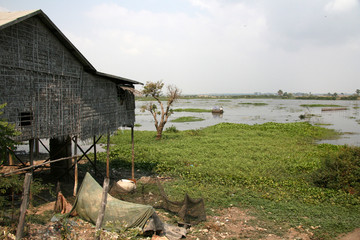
[16,173,32,240]
[29,139,34,174]
[94,135,97,177]
[95,177,110,239]
[6,147,26,167]
[106,131,110,179]
[0,155,81,177]
[73,136,78,196]
[131,126,135,180]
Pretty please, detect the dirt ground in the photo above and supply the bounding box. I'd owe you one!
[1,199,358,240]
[1,160,359,240]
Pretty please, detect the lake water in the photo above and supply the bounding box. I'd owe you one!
[135,99,360,146]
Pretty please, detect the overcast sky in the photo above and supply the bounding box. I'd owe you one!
[1,0,359,94]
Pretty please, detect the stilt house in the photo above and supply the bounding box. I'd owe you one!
[0,9,141,142]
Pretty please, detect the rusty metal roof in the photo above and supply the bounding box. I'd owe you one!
[0,9,142,85]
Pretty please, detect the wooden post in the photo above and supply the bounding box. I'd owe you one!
[35,138,39,159]
[131,126,135,180]
[16,173,32,240]
[73,136,78,196]
[7,148,13,165]
[94,132,111,239]
[50,136,72,180]
[94,136,97,177]
[106,132,110,179]
[29,139,34,174]
[95,177,110,239]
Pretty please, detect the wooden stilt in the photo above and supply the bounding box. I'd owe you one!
[50,136,72,180]
[16,173,32,240]
[29,139,34,174]
[95,177,110,239]
[8,148,13,165]
[106,131,110,178]
[94,131,111,239]
[35,138,39,159]
[73,136,78,196]
[94,135,97,177]
[131,126,135,180]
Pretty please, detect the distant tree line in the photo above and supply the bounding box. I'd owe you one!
[136,89,360,101]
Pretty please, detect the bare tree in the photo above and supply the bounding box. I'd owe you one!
[141,81,181,140]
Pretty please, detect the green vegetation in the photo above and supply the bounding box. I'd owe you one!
[300,104,344,108]
[340,95,358,100]
[239,102,268,106]
[312,146,360,195]
[165,125,179,133]
[173,108,212,113]
[100,122,360,239]
[171,116,205,122]
[0,175,54,231]
[0,103,18,164]
[314,123,333,126]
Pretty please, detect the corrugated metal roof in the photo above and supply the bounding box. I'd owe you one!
[0,9,142,85]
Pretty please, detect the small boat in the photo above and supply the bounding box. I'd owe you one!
[212,106,224,114]
[321,107,348,111]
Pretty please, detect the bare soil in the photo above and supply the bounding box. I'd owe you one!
[3,203,358,240]
[1,158,359,240]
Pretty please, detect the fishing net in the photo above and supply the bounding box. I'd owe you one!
[70,173,157,230]
[109,176,206,225]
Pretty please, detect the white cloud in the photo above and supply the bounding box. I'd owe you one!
[325,0,359,13]
[58,0,360,94]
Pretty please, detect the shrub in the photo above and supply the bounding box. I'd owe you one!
[165,125,179,133]
[0,103,19,165]
[312,146,360,195]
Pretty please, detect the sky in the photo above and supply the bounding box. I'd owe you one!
[1,0,360,95]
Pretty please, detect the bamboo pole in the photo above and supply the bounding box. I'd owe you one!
[16,173,32,240]
[35,138,39,159]
[94,131,111,239]
[94,135,97,177]
[0,155,82,177]
[95,177,110,239]
[29,139,34,174]
[131,126,135,180]
[106,132,110,179]
[8,148,13,165]
[73,136,78,196]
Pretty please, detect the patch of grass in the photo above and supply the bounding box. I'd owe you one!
[239,102,268,106]
[102,122,358,239]
[165,125,179,133]
[312,146,360,195]
[218,100,231,102]
[173,108,212,113]
[300,104,344,108]
[134,123,142,127]
[171,116,205,122]
[314,123,333,126]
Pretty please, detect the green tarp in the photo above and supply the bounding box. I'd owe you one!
[71,173,155,229]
